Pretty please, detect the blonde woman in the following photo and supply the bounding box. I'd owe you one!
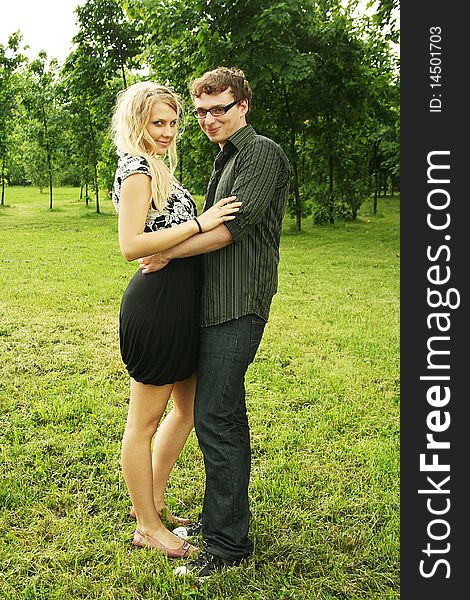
[111,81,240,558]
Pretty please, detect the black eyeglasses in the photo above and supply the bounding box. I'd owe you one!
[192,99,241,119]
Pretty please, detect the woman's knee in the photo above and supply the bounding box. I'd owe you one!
[171,381,196,418]
[123,415,159,441]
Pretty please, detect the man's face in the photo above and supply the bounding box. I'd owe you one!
[194,89,248,147]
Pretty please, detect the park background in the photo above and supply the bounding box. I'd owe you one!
[0,1,400,598]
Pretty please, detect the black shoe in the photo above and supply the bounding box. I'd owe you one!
[173,518,202,540]
[174,550,234,578]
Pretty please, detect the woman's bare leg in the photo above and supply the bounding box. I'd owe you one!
[150,373,196,517]
[121,378,186,549]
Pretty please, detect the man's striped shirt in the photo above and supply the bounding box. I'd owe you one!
[200,124,290,327]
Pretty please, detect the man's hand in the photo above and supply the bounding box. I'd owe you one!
[138,252,170,274]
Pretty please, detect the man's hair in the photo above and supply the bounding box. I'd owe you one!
[189,67,252,105]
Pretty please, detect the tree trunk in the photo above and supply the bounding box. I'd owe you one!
[328,152,334,224]
[48,167,53,210]
[283,85,301,231]
[1,157,5,206]
[120,59,127,88]
[93,155,100,213]
[373,178,378,213]
[372,142,379,214]
[87,112,100,213]
[291,149,301,232]
[41,104,53,210]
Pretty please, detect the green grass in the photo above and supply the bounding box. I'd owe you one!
[0,187,399,599]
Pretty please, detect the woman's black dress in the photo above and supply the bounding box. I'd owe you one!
[112,153,202,385]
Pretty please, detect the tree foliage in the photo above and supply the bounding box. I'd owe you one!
[0,32,26,204]
[3,0,399,228]
[58,0,141,212]
[21,52,63,208]
[74,0,142,88]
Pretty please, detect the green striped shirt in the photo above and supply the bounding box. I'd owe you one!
[201,125,290,327]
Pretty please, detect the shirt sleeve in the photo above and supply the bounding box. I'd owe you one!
[224,139,287,243]
[119,154,151,181]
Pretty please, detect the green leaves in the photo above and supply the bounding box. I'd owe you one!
[0,33,27,202]
[2,0,399,227]
[74,0,141,87]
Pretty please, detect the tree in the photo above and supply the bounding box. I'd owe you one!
[60,0,143,212]
[62,35,128,214]
[367,0,399,44]
[21,52,62,209]
[126,0,213,192]
[358,10,400,213]
[74,0,141,88]
[129,0,396,229]
[3,0,399,228]
[130,0,327,229]
[0,32,26,205]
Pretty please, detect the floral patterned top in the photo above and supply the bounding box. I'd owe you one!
[112,152,197,231]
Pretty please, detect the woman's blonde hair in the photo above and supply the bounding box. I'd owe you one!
[112,81,182,211]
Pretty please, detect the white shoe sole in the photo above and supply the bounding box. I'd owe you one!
[174,565,209,582]
[172,526,189,540]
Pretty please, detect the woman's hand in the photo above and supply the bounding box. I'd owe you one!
[197,196,241,232]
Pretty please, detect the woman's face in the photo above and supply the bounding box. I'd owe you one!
[145,101,178,155]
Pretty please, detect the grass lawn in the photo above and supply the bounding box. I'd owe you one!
[0,187,399,599]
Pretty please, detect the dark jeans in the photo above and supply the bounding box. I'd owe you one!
[194,314,266,561]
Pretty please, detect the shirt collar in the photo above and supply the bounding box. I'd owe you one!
[214,125,255,166]
[227,124,256,150]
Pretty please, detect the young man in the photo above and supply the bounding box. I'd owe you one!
[139,67,290,577]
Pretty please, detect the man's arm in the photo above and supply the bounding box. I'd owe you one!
[167,223,233,259]
[139,224,232,273]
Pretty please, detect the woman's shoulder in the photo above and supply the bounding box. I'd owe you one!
[117,152,151,179]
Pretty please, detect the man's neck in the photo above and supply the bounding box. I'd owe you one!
[218,122,248,149]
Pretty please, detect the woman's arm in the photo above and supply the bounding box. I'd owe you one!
[118,174,238,261]
[138,225,233,274]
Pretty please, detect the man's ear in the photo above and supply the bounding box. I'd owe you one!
[239,98,249,116]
